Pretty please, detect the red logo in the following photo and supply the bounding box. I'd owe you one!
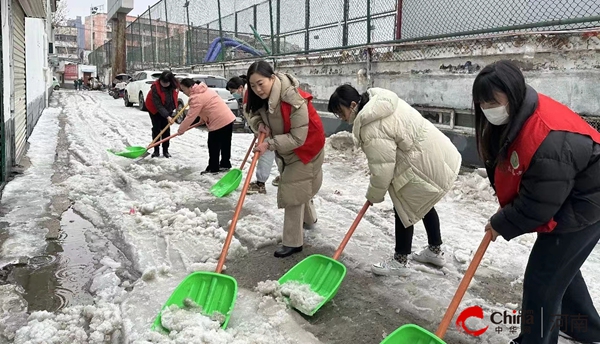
[456,306,489,337]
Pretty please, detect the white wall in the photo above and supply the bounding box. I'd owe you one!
[25,18,47,103]
[1,0,13,123]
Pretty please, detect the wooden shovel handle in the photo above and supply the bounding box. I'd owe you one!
[147,121,203,149]
[216,133,266,273]
[435,230,492,338]
[147,104,189,149]
[332,201,370,260]
[240,135,257,170]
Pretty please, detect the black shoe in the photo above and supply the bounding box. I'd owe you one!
[151,149,160,158]
[163,149,171,158]
[219,167,231,172]
[201,168,220,175]
[274,245,303,258]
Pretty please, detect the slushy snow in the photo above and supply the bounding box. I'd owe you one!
[256,280,326,315]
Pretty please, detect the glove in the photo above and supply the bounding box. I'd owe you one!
[253,142,269,156]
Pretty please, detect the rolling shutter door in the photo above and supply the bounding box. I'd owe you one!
[12,0,27,164]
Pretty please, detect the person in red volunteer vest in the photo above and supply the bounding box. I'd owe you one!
[145,71,179,158]
[245,60,325,258]
[473,60,600,344]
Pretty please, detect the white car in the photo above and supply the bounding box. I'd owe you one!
[174,74,239,124]
[123,70,188,111]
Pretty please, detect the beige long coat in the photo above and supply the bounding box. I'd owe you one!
[247,73,324,208]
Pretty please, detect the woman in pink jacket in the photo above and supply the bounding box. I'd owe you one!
[178,78,236,175]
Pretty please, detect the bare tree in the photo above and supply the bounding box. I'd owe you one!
[52,0,68,27]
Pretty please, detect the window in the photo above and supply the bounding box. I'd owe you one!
[151,73,162,79]
[204,77,227,88]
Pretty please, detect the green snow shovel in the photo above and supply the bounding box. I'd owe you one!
[379,230,493,344]
[210,135,257,198]
[108,104,188,159]
[278,201,371,316]
[151,133,267,332]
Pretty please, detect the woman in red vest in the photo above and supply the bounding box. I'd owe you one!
[474,60,600,344]
[246,60,326,258]
[145,71,179,158]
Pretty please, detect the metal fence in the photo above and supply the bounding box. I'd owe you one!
[88,0,600,73]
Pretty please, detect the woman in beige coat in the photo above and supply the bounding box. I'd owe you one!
[328,85,462,276]
[246,60,326,258]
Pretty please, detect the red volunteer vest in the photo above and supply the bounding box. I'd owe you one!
[145,80,178,115]
[280,89,326,164]
[494,94,600,233]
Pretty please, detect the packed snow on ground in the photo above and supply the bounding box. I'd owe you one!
[1,91,598,343]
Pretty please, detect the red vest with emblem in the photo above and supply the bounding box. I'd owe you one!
[280,89,326,164]
[494,94,600,233]
[145,80,178,115]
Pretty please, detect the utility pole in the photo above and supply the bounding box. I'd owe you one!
[112,12,127,83]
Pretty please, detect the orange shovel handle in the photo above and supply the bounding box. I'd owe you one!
[435,230,492,338]
[240,135,257,170]
[332,201,371,260]
[216,133,266,273]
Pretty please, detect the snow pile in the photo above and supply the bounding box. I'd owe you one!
[446,172,497,203]
[0,285,29,341]
[14,302,122,344]
[256,280,325,315]
[325,131,356,153]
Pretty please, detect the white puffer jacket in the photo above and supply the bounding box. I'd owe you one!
[353,88,462,227]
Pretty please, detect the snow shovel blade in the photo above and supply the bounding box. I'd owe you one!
[380,324,446,344]
[210,168,242,198]
[277,254,346,316]
[151,272,238,332]
[107,146,147,159]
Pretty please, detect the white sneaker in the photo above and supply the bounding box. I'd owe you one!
[412,246,445,267]
[371,257,410,277]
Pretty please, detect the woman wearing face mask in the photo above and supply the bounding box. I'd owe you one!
[327,84,461,276]
[145,71,179,158]
[227,75,281,194]
[473,60,600,344]
[245,60,326,258]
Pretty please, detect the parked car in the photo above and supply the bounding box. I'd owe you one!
[124,70,188,111]
[174,74,239,124]
[52,77,60,90]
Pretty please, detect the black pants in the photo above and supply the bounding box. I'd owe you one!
[394,207,442,255]
[511,221,600,344]
[149,114,170,150]
[206,122,234,172]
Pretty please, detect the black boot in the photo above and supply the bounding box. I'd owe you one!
[274,245,303,258]
[163,147,171,158]
[151,147,160,158]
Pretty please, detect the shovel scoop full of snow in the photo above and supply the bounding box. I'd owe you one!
[107,146,148,159]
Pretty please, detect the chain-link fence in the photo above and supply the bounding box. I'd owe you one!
[88,0,600,73]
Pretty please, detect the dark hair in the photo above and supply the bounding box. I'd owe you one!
[180,78,196,88]
[227,75,246,90]
[158,71,179,89]
[472,60,526,162]
[327,84,370,117]
[245,60,275,113]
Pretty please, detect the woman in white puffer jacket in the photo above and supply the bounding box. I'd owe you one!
[328,85,462,277]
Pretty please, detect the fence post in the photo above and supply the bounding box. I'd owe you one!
[342,0,349,46]
[367,0,371,44]
[130,21,134,69]
[137,16,143,69]
[185,2,191,65]
[148,6,156,68]
[217,0,225,62]
[304,0,309,52]
[206,23,210,62]
[276,0,280,53]
[164,0,171,67]
[269,0,275,55]
[234,11,238,37]
[395,0,403,39]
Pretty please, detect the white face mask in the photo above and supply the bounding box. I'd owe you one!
[482,105,510,125]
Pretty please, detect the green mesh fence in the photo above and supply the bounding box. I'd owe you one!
[86,0,600,72]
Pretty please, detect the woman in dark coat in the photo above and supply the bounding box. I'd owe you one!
[145,71,179,158]
[473,60,600,344]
